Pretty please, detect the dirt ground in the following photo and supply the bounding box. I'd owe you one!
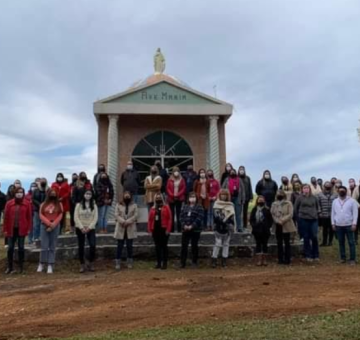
[1,259,360,340]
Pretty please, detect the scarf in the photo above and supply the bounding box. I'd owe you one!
[213,200,235,222]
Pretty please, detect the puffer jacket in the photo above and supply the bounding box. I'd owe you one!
[318,192,338,218]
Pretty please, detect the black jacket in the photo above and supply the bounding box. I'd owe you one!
[180,204,204,232]
[239,175,253,202]
[0,191,6,212]
[250,206,273,235]
[121,169,140,194]
[255,179,278,207]
[32,189,47,212]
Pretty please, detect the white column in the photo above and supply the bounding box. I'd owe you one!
[209,116,221,180]
[107,115,119,219]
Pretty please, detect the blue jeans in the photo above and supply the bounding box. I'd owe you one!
[97,205,109,231]
[40,224,60,264]
[336,226,356,261]
[299,218,319,259]
[207,201,215,228]
[231,198,243,232]
[29,211,41,243]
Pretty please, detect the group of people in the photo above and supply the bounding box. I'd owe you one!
[0,161,359,274]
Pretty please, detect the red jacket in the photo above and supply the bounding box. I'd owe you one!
[3,199,32,237]
[208,178,220,200]
[166,177,186,203]
[51,181,71,212]
[147,205,172,233]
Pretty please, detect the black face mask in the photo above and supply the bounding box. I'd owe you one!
[282,180,289,185]
[230,174,236,178]
[80,176,87,181]
[99,167,105,172]
[208,174,213,178]
[124,198,131,204]
[325,186,332,191]
[156,200,163,205]
[277,195,285,200]
[339,191,347,198]
[41,183,46,188]
[72,178,78,183]
[258,202,265,207]
[50,195,57,200]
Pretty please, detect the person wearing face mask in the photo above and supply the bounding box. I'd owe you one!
[38,190,63,274]
[166,167,186,232]
[94,173,114,234]
[69,173,79,233]
[279,176,293,201]
[154,160,169,195]
[348,178,358,199]
[74,189,98,273]
[211,189,235,268]
[310,177,322,196]
[148,193,172,269]
[145,166,163,210]
[250,196,273,266]
[3,187,32,274]
[0,182,6,229]
[32,178,48,245]
[271,190,297,265]
[331,186,359,265]
[93,164,106,188]
[290,174,302,187]
[238,166,253,229]
[121,161,140,203]
[220,163,234,187]
[222,169,245,232]
[183,164,198,196]
[179,192,204,268]
[317,178,323,191]
[294,184,321,262]
[193,169,211,229]
[318,182,338,247]
[256,170,278,208]
[51,173,71,235]
[207,169,220,231]
[72,172,93,208]
[114,191,138,270]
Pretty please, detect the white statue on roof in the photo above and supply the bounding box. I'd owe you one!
[154,48,165,74]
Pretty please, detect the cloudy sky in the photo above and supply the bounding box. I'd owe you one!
[1,0,360,192]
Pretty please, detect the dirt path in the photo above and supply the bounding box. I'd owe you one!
[1,261,360,339]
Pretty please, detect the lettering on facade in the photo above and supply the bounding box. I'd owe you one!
[141,91,187,101]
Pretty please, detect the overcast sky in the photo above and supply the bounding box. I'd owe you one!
[1,0,360,192]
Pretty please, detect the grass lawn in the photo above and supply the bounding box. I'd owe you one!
[41,310,360,340]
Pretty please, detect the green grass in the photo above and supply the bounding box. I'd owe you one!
[40,310,360,340]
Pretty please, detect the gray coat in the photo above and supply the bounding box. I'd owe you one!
[114,203,138,240]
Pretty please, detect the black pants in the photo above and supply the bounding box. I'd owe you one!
[276,225,291,264]
[355,215,360,244]
[76,228,96,264]
[170,200,183,232]
[320,217,334,246]
[117,236,133,259]
[253,232,270,254]
[70,202,76,228]
[153,231,169,266]
[59,213,67,235]
[7,228,25,270]
[243,201,250,228]
[180,231,201,266]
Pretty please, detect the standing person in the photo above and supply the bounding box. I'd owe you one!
[72,172,93,207]
[147,193,172,270]
[279,176,293,201]
[291,174,302,187]
[333,179,343,195]
[310,177,322,196]
[166,167,186,232]
[250,196,273,266]
[318,182,337,247]
[3,187,32,274]
[121,161,140,203]
[271,190,297,265]
[179,192,204,268]
[155,160,169,195]
[37,189,63,274]
[93,164,106,188]
[238,166,253,229]
[183,164,198,196]
[0,183,7,237]
[193,169,210,228]
[114,192,138,270]
[317,178,323,191]
[222,168,245,232]
[294,184,321,262]
[32,178,48,245]
[348,178,358,198]
[74,189,98,273]
[26,183,37,245]
[211,189,235,268]
[4,185,16,248]
[51,173,71,235]
[220,163,233,187]
[144,166,162,210]
[331,186,359,265]
[94,172,114,234]
[207,169,220,230]
[256,170,278,208]
[69,173,79,233]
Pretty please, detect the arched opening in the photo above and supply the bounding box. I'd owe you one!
[132,131,194,194]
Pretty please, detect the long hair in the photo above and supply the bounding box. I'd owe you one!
[186,191,198,205]
[81,189,95,211]
[41,189,62,214]
[217,189,231,202]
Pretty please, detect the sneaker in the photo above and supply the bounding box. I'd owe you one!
[87,263,95,272]
[349,261,356,266]
[306,258,313,263]
[339,259,347,264]
[47,265,53,274]
[127,259,133,269]
[79,264,86,273]
[115,260,121,271]
[313,258,320,262]
[5,267,13,275]
[37,263,44,273]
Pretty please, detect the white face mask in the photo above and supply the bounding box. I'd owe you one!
[200,173,206,179]
[226,166,231,171]
[174,171,180,177]
[31,187,37,192]
[84,194,92,201]
[264,174,270,180]
[239,171,245,175]
[15,193,24,199]
[127,165,133,170]
[57,177,63,182]
[189,198,196,204]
